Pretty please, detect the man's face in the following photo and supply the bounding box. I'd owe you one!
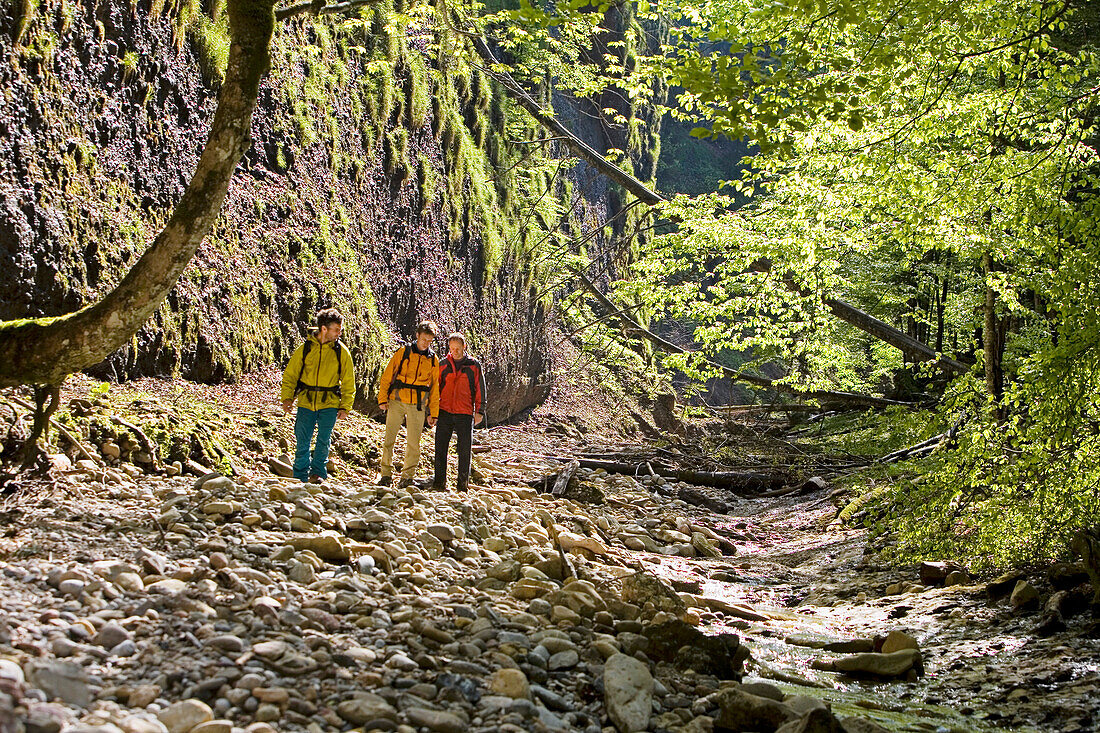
[319,323,342,344]
[416,331,435,350]
[448,338,465,359]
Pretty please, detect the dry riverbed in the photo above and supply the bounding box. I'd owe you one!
[0,376,1097,733]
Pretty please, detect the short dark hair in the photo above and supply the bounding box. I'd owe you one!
[447,332,466,346]
[416,321,439,338]
[316,308,344,329]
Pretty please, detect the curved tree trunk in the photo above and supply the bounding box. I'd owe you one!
[0,0,275,387]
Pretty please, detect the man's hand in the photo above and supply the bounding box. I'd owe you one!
[427,416,437,427]
[337,409,348,421]
[379,403,388,412]
[474,412,484,426]
[280,399,294,414]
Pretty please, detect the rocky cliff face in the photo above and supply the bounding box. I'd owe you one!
[0,0,555,417]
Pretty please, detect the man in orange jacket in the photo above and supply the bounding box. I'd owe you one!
[432,332,486,492]
[377,321,440,487]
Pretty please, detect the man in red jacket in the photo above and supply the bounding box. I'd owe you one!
[432,332,487,491]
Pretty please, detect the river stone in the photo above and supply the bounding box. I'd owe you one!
[405,708,466,733]
[944,570,969,586]
[879,630,918,654]
[1011,580,1041,612]
[489,668,529,699]
[157,700,214,733]
[604,653,653,733]
[784,695,829,716]
[129,684,162,708]
[205,635,245,654]
[839,718,890,733]
[548,649,579,670]
[0,659,24,684]
[201,476,235,492]
[557,532,608,556]
[189,721,232,733]
[775,707,845,733]
[93,623,131,649]
[711,687,798,732]
[426,524,456,543]
[26,660,92,707]
[287,534,350,561]
[829,649,923,679]
[119,715,169,733]
[147,578,188,595]
[335,694,398,724]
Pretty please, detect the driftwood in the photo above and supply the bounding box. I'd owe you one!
[574,457,784,492]
[575,271,912,409]
[111,415,162,468]
[552,459,580,497]
[8,395,96,463]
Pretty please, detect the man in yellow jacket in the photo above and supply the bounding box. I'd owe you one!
[377,321,440,487]
[280,309,356,483]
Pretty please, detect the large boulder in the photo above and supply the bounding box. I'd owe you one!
[643,619,746,679]
[711,687,799,732]
[603,654,653,733]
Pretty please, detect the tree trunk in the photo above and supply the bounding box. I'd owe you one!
[0,0,275,387]
[982,251,1005,418]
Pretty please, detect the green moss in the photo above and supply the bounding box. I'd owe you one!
[405,51,429,129]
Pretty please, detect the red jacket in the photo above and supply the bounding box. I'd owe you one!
[439,355,486,416]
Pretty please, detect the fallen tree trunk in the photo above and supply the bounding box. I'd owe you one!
[575,271,913,409]
[573,457,784,491]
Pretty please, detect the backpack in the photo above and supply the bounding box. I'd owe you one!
[293,338,343,400]
[387,342,437,410]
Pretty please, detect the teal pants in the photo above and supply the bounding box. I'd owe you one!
[293,407,338,481]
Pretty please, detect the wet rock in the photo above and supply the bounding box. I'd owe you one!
[839,718,890,733]
[1010,580,1041,613]
[740,682,783,701]
[711,687,798,732]
[644,620,745,679]
[784,695,828,716]
[816,649,924,680]
[603,653,653,733]
[157,700,213,733]
[776,707,844,733]
[189,722,231,733]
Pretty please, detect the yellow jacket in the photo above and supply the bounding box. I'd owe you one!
[280,333,356,411]
[377,343,440,417]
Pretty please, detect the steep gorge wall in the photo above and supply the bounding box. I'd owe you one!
[0,0,554,417]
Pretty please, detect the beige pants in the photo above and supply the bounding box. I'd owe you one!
[381,400,427,480]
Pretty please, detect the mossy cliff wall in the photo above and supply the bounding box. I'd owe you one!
[0,0,557,416]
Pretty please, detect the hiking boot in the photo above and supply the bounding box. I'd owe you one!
[456,474,469,493]
[397,477,414,489]
[377,475,392,487]
[308,474,323,485]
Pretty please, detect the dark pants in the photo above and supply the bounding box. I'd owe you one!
[434,410,473,487]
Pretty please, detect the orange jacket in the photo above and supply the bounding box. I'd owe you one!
[377,343,440,417]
